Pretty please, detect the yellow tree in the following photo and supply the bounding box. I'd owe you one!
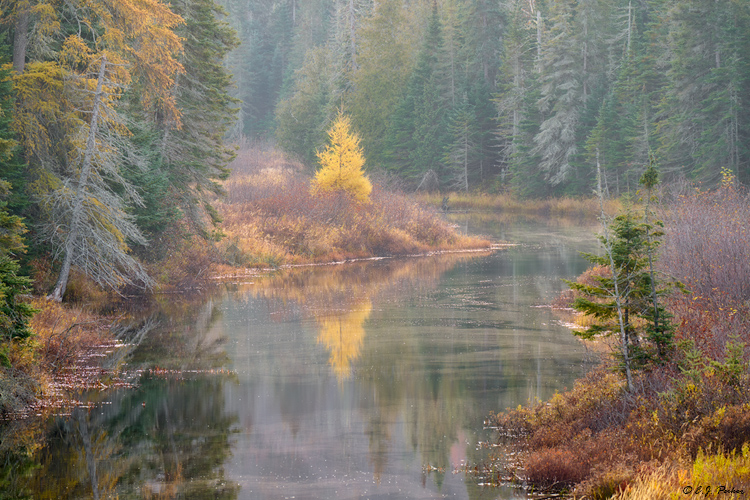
[9,0,184,300]
[312,111,372,203]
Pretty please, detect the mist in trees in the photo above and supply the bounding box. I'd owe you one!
[235,0,750,195]
[2,0,749,301]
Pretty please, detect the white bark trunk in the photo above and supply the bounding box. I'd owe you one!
[48,56,108,301]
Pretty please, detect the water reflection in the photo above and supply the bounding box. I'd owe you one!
[1,294,239,499]
[315,300,371,381]
[2,217,599,499]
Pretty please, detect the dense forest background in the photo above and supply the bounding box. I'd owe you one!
[1,0,750,301]
[222,0,750,196]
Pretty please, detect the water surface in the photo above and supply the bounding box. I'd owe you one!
[3,216,600,499]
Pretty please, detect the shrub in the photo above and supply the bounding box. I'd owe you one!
[215,144,489,267]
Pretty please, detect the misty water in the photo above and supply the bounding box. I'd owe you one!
[9,215,601,499]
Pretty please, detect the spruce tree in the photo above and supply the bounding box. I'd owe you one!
[161,0,240,235]
[384,2,450,186]
[532,0,581,187]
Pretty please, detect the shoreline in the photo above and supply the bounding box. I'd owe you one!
[211,243,511,280]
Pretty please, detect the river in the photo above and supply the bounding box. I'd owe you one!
[2,215,600,499]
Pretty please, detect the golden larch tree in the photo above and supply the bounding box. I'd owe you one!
[312,111,372,203]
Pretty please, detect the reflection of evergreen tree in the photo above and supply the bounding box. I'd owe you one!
[116,377,240,499]
[20,376,239,499]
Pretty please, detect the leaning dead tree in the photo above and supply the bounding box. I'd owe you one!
[46,54,152,301]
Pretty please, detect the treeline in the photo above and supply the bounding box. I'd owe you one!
[0,0,238,303]
[227,0,750,196]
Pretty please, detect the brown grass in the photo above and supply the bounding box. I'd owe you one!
[416,191,624,219]
[487,184,750,496]
[214,143,491,268]
[1,298,116,417]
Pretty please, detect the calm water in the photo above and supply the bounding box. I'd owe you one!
[3,216,600,499]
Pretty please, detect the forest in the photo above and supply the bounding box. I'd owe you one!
[224,0,750,196]
[2,0,750,497]
[1,0,749,307]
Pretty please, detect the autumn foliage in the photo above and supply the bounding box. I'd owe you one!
[312,111,372,203]
[214,142,489,269]
[487,182,750,497]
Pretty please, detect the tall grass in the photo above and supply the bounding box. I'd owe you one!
[416,191,624,218]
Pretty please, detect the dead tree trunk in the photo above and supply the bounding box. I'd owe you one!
[48,56,108,302]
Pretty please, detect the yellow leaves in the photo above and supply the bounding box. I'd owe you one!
[315,300,372,382]
[60,35,94,69]
[312,111,372,203]
[12,61,79,157]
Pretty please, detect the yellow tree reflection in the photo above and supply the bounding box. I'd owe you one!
[316,300,372,382]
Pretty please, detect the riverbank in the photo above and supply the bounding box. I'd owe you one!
[416,191,624,219]
[211,144,492,272]
[484,184,750,498]
[0,299,118,419]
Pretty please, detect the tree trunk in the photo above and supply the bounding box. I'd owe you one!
[12,9,30,74]
[48,56,108,302]
[349,0,357,70]
[535,11,542,72]
[582,13,588,103]
[463,127,469,192]
[77,411,101,500]
[597,149,634,392]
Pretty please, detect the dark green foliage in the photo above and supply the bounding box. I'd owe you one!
[385,3,449,184]
[0,39,34,345]
[0,254,34,345]
[162,0,239,236]
[213,0,750,195]
[0,35,28,217]
[0,182,34,346]
[567,207,675,367]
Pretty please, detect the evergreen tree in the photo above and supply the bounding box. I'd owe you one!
[0,38,33,345]
[0,180,34,346]
[384,2,450,186]
[567,204,675,374]
[276,46,340,165]
[161,0,240,236]
[346,0,419,165]
[495,0,540,193]
[532,0,581,187]
[443,95,476,191]
[656,0,749,183]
